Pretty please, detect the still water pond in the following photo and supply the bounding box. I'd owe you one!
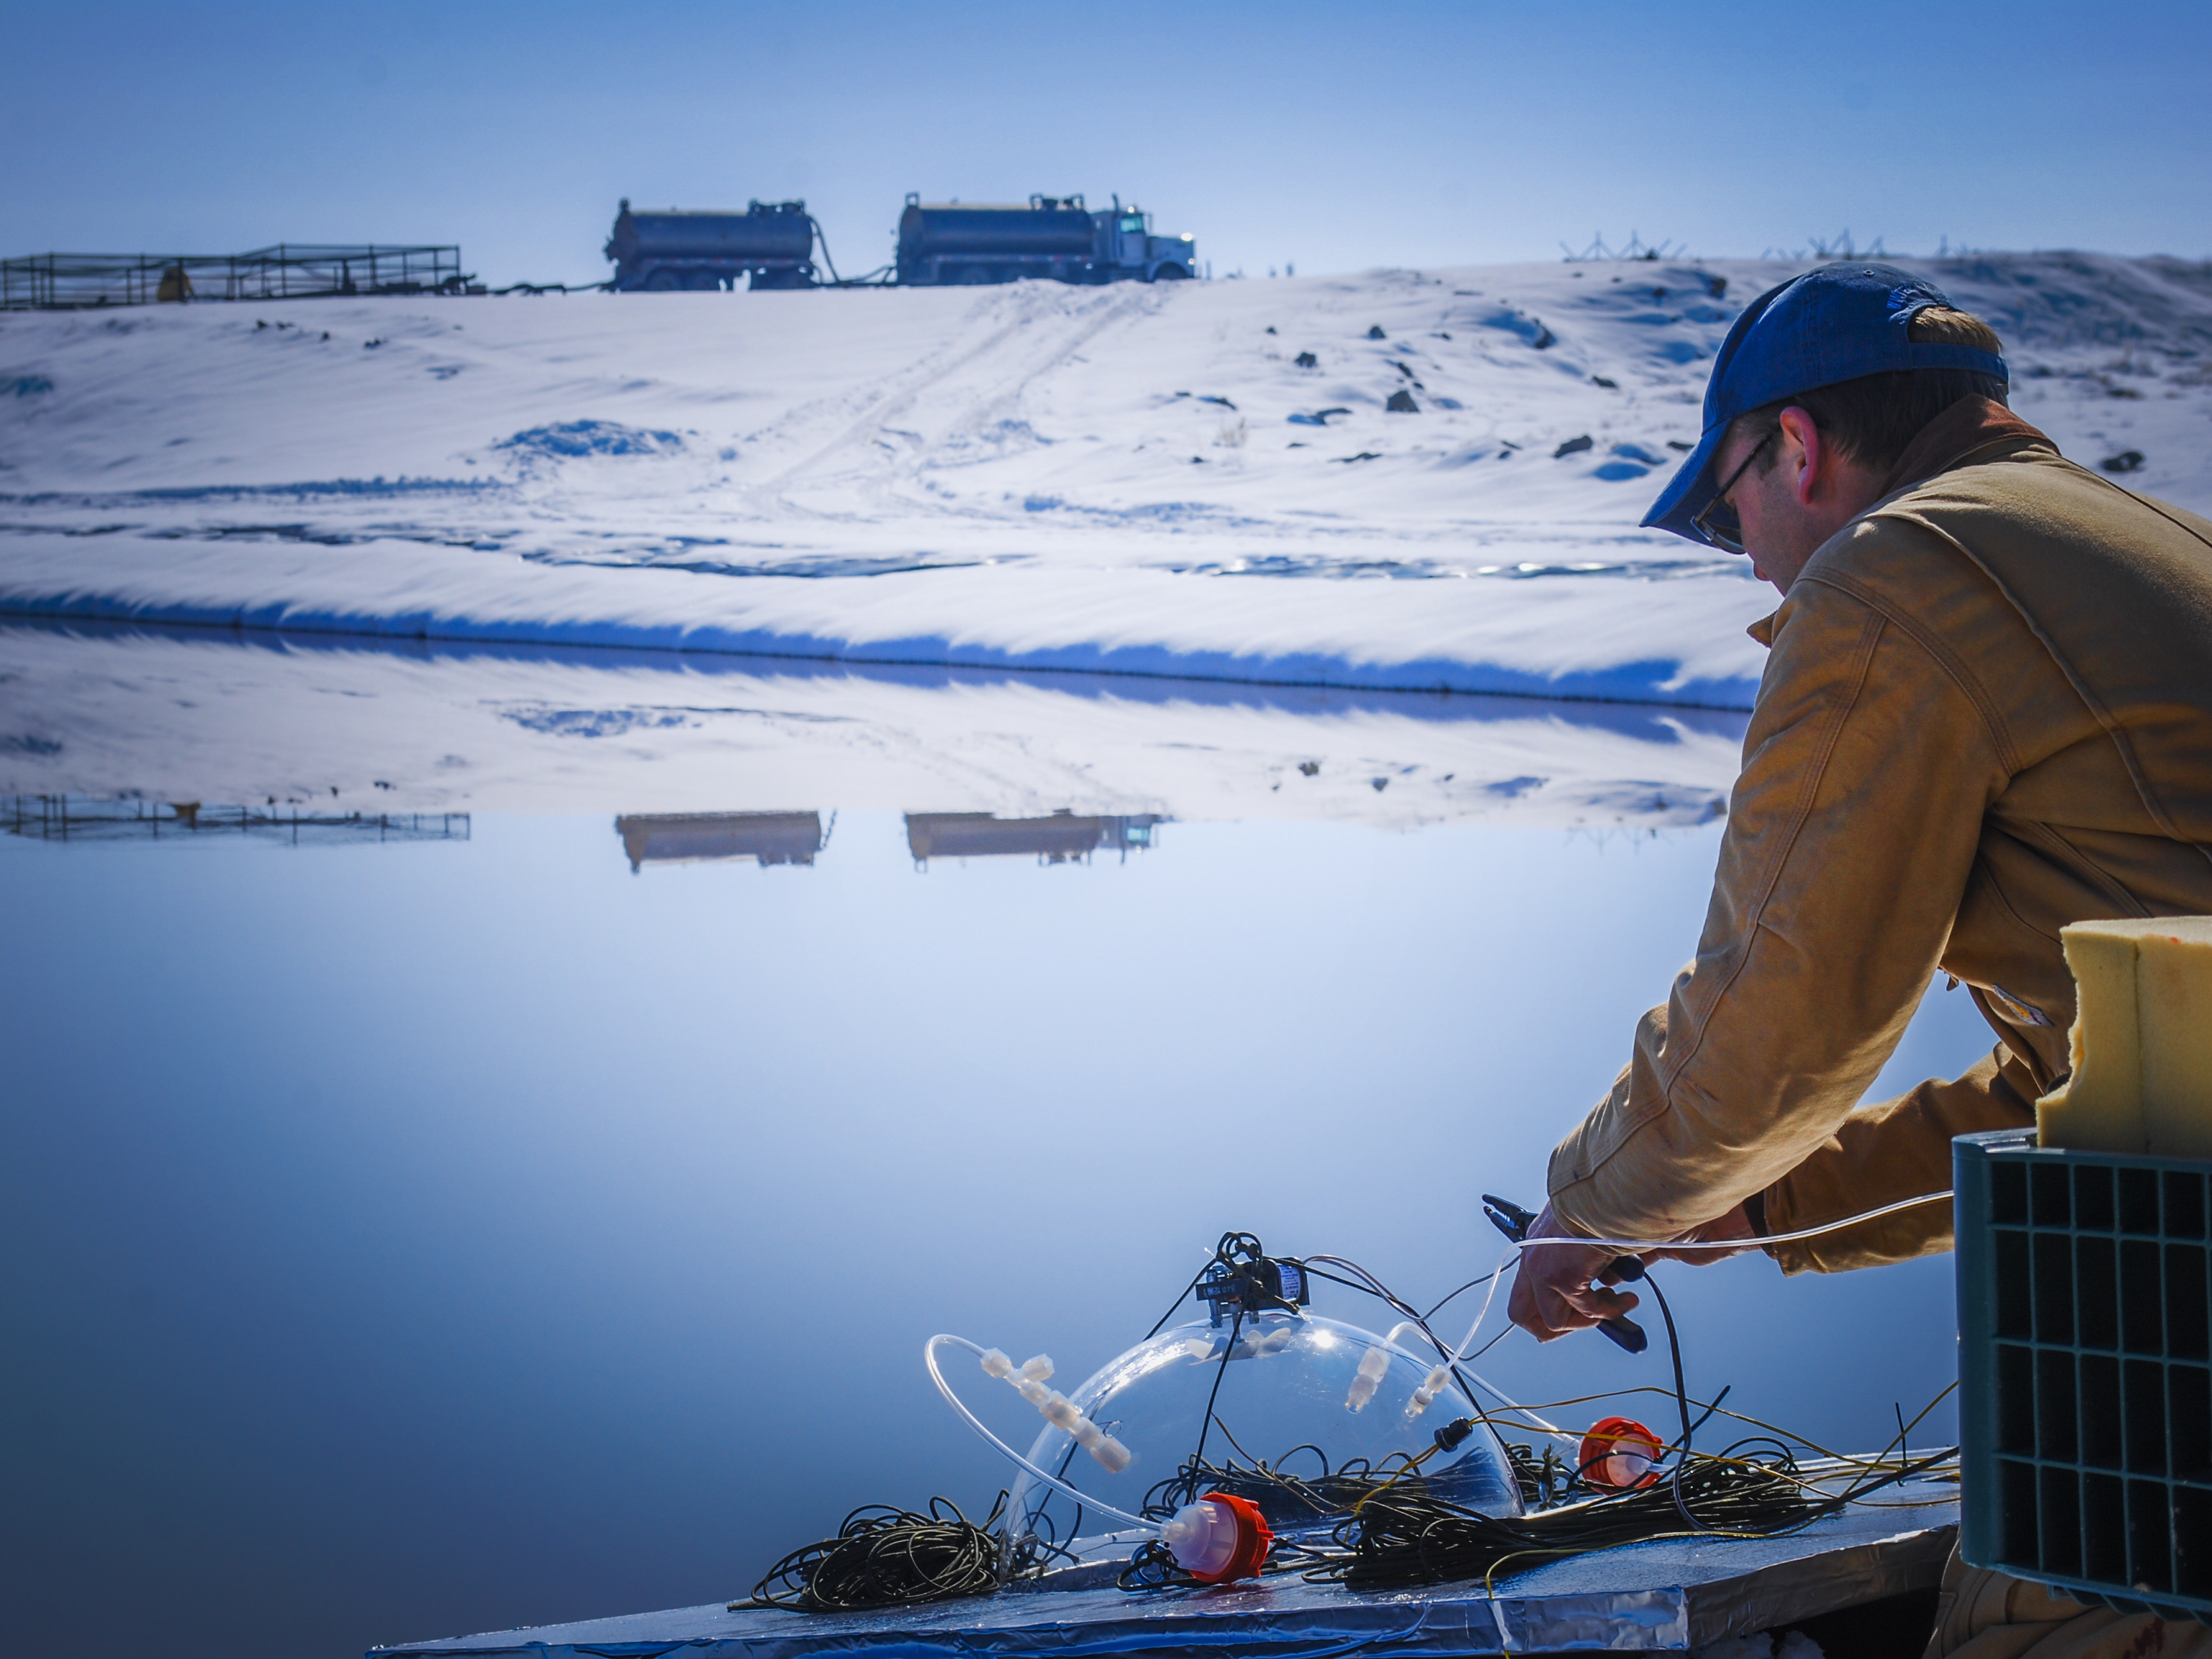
[3,781,1984,1656]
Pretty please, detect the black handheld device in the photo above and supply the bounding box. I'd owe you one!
[1480,1194,1649,1354]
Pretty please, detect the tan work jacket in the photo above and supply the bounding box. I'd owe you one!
[1546,398,2212,1273]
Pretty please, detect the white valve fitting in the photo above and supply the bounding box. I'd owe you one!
[978,1343,1130,1471]
[1406,1363,1452,1418]
[1159,1498,1242,1578]
[1344,1343,1391,1412]
[1077,1420,1132,1473]
[931,1333,1149,1527]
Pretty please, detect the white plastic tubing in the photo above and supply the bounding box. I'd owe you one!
[924,1334,1155,1530]
[1340,1189,1956,1439]
[1518,1190,1953,1257]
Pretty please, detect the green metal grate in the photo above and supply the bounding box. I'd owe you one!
[1957,1128,2212,1625]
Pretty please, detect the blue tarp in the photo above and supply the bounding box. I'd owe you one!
[371,1482,1957,1658]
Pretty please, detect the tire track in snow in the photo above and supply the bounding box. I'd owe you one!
[740,283,1166,531]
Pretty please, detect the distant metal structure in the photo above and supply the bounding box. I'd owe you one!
[1758,230,1889,262]
[614,810,830,872]
[1559,231,1683,263]
[0,245,472,311]
[3,796,470,846]
[904,810,1162,869]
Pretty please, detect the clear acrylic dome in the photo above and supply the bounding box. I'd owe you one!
[1006,1312,1523,1550]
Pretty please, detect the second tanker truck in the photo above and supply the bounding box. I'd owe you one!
[894,194,1194,285]
[604,193,1195,291]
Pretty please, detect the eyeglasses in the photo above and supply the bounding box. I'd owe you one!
[1691,431,1774,553]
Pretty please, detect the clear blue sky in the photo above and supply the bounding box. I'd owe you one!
[4,0,2207,285]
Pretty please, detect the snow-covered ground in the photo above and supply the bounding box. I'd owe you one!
[3,252,2208,709]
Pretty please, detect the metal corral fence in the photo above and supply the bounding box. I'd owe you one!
[3,796,470,847]
[0,244,471,310]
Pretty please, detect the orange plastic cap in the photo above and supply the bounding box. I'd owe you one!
[1190,1491,1274,1584]
[1579,1415,1664,1491]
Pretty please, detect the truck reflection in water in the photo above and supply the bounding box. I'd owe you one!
[904,810,1163,870]
[615,811,830,873]
[3,795,469,846]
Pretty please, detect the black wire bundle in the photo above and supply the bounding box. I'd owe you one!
[737,1495,1008,1613]
[1312,1443,1822,1591]
[1141,1446,1452,1527]
[1503,1440,1585,1510]
[1117,1537,1198,1591]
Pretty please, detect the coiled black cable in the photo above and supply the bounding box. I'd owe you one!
[1312,1442,1820,1591]
[1312,1434,1960,1594]
[737,1494,1008,1612]
[1141,1444,1435,1525]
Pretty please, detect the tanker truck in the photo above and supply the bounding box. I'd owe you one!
[895,194,1194,285]
[604,198,816,291]
[604,192,1195,292]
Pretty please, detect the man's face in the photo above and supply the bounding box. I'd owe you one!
[1708,424,1802,593]
[1706,408,1879,596]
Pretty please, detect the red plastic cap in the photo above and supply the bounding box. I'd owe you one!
[1190,1492,1274,1584]
[1579,1416,1664,1491]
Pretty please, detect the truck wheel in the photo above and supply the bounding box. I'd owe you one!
[1153,264,1190,282]
[957,266,993,285]
[643,269,683,291]
[684,269,722,291]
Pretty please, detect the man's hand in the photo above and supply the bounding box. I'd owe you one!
[1505,1203,1642,1342]
[1642,1203,1758,1265]
[1505,1202,1760,1342]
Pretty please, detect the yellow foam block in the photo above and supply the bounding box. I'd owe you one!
[2038,917,2212,1157]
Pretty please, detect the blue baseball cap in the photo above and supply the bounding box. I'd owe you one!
[1643,262,2008,545]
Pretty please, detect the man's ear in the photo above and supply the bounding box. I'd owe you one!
[1777,406,1825,506]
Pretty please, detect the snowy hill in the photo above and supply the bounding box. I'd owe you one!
[3,252,2207,709]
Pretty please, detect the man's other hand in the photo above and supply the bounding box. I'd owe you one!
[1505,1203,1642,1342]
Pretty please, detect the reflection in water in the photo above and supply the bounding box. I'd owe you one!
[0,620,1751,832]
[0,808,1990,1659]
[3,794,470,847]
[616,811,831,872]
[904,810,1164,869]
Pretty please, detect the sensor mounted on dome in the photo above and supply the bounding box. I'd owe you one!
[1194,1231,1312,1326]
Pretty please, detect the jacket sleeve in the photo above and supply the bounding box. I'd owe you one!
[1761,1045,2040,1273]
[1545,561,2014,1259]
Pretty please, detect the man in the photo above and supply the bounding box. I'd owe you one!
[1503,263,2212,1658]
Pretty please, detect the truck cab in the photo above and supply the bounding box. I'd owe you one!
[1096,204,1194,282]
